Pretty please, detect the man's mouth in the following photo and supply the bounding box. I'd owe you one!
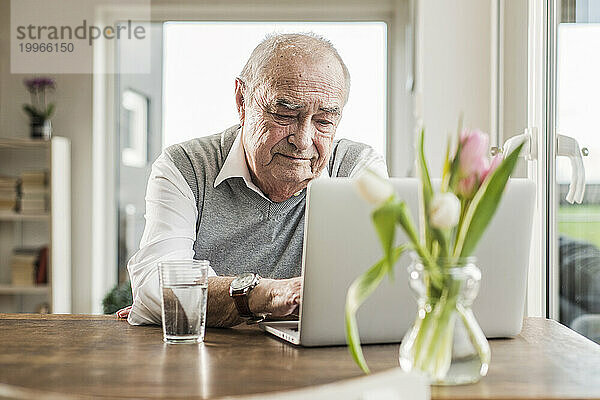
[277,153,311,161]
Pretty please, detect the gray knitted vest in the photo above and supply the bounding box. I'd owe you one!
[165,125,371,279]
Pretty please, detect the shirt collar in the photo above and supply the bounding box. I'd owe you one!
[213,129,329,200]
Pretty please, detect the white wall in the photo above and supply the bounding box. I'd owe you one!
[0,0,93,313]
[502,0,529,178]
[417,0,494,176]
[0,0,405,313]
[416,0,529,176]
[1,0,524,312]
[0,0,403,313]
[502,0,528,140]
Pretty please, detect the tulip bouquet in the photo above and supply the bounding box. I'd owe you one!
[345,125,524,381]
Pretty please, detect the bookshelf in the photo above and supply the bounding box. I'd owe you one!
[0,210,50,221]
[0,284,49,294]
[0,137,71,313]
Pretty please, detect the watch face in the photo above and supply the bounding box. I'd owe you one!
[231,273,256,291]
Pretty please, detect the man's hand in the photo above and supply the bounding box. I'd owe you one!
[122,277,302,327]
[116,306,131,319]
[248,277,302,317]
[206,276,301,327]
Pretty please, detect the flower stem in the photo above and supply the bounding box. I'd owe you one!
[457,304,491,373]
[411,279,461,379]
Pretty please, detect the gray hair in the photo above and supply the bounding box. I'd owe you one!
[239,32,351,104]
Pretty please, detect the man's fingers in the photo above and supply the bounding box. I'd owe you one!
[116,306,132,319]
[290,304,300,317]
[291,292,301,304]
[258,277,303,317]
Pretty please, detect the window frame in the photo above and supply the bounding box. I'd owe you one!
[525,0,559,319]
[93,0,414,313]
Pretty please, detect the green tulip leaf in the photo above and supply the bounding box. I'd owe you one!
[441,135,452,192]
[392,201,442,286]
[372,200,398,277]
[417,128,434,251]
[345,245,407,373]
[393,202,421,253]
[453,142,524,257]
[448,116,464,192]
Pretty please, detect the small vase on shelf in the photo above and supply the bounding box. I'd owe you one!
[30,118,52,140]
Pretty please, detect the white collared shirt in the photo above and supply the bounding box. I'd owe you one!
[127,133,387,325]
[214,131,277,200]
[213,131,334,199]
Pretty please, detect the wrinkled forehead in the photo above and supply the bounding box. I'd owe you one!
[259,54,346,111]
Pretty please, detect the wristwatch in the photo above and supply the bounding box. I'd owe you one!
[229,273,264,323]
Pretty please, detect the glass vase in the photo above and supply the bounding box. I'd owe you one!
[399,253,491,385]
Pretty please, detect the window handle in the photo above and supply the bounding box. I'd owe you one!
[496,129,586,204]
[557,134,586,204]
[498,128,535,160]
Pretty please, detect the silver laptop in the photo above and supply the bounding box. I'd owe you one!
[259,178,536,347]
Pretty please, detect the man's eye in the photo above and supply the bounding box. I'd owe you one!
[316,120,333,126]
[275,113,294,119]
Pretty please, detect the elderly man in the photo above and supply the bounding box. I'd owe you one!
[125,33,387,327]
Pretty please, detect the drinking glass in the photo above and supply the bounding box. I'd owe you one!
[158,259,209,344]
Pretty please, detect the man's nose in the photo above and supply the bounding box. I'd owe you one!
[288,118,313,151]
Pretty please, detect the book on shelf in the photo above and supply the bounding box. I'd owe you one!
[0,175,18,211]
[36,247,48,284]
[11,249,37,286]
[0,199,17,211]
[0,189,17,199]
[0,175,18,188]
[10,247,48,286]
[20,198,47,213]
[18,170,49,213]
[21,186,49,196]
[20,170,48,186]
[20,183,48,193]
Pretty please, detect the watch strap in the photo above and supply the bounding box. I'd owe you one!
[232,294,253,318]
[230,274,264,324]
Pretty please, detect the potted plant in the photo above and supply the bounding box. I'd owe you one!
[23,77,56,140]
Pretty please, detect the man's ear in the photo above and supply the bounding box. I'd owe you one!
[235,78,246,126]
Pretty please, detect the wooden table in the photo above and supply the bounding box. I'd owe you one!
[0,314,598,399]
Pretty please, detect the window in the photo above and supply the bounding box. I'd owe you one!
[555,1,600,343]
[162,22,387,157]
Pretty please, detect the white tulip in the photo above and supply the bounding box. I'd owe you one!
[429,192,461,229]
[354,169,394,206]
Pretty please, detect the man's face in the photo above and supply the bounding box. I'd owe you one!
[239,54,346,200]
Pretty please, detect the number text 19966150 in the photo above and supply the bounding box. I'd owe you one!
[19,43,75,53]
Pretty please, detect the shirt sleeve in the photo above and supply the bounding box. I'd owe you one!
[127,153,216,326]
[348,147,389,179]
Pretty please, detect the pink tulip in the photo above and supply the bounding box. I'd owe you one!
[459,129,490,179]
[481,154,503,182]
[456,175,477,198]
